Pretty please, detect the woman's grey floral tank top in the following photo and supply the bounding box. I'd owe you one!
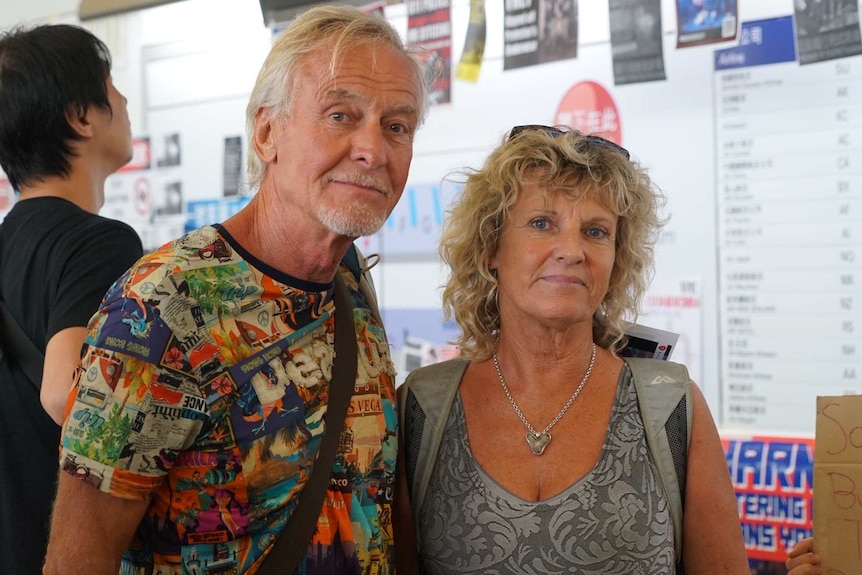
[416,367,676,574]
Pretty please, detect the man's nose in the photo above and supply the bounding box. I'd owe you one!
[350,122,387,169]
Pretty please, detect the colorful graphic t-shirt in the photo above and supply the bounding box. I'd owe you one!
[59,225,398,575]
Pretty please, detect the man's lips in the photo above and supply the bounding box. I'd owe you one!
[328,174,392,198]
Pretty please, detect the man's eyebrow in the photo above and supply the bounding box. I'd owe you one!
[321,87,362,102]
[321,88,417,114]
[384,103,419,119]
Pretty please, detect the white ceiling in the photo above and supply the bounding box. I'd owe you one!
[0,0,79,28]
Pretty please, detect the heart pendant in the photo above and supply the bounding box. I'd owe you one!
[525,432,551,455]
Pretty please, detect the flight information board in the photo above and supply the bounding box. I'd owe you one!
[716,17,862,431]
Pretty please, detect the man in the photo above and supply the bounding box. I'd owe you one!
[44,6,428,574]
[0,24,143,575]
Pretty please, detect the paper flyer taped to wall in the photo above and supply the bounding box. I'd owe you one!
[621,322,679,361]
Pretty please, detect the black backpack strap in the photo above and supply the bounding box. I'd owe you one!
[342,242,363,282]
[0,297,45,390]
[255,270,357,574]
[343,243,382,326]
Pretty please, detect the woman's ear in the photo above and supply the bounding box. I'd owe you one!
[252,107,278,164]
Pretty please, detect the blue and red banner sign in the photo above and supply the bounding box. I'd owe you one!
[723,435,814,562]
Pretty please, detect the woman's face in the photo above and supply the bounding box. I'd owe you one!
[490,183,618,331]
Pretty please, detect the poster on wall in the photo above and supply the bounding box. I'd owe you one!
[504,0,579,70]
[103,134,189,252]
[724,435,813,569]
[406,0,452,105]
[553,80,623,144]
[149,132,186,249]
[186,196,252,234]
[359,0,386,17]
[370,179,462,261]
[609,0,666,85]
[155,132,181,168]
[639,277,702,385]
[102,137,154,247]
[383,308,460,385]
[794,0,862,65]
[455,0,486,82]
[676,0,738,48]
[222,136,243,198]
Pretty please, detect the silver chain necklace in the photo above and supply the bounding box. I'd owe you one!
[492,343,596,455]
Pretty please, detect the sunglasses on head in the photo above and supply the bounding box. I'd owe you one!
[506,124,631,160]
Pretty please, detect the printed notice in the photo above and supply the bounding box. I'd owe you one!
[794,0,862,65]
[504,0,578,70]
[407,0,452,105]
[609,0,666,85]
[676,0,737,48]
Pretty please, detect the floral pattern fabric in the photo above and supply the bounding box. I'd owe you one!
[417,367,675,575]
[59,225,398,575]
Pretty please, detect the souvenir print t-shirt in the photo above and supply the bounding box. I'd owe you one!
[58,225,398,575]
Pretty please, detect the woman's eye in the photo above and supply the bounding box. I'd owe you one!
[530,218,550,230]
[330,112,348,122]
[586,227,609,239]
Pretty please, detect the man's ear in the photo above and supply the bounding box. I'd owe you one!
[252,107,279,164]
[66,105,94,139]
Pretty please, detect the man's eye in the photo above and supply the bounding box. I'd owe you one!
[388,123,410,135]
[330,112,348,122]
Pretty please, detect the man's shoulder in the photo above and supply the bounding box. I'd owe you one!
[123,225,243,303]
[87,212,140,235]
[7,197,138,244]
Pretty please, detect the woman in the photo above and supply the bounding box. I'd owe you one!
[396,126,749,573]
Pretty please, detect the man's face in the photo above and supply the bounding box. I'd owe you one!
[260,41,421,238]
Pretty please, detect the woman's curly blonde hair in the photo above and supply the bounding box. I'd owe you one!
[440,127,666,360]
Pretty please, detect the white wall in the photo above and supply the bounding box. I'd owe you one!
[0,0,825,431]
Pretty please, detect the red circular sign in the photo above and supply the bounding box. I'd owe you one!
[554,81,623,145]
[133,177,151,217]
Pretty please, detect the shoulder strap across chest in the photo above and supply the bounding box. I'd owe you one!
[624,357,692,569]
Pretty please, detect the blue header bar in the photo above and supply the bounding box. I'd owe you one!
[714,16,797,71]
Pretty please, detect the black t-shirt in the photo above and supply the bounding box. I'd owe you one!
[0,196,143,574]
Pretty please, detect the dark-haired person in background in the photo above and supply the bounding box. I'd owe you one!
[0,24,143,574]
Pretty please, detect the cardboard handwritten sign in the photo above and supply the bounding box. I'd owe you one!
[815,396,862,573]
